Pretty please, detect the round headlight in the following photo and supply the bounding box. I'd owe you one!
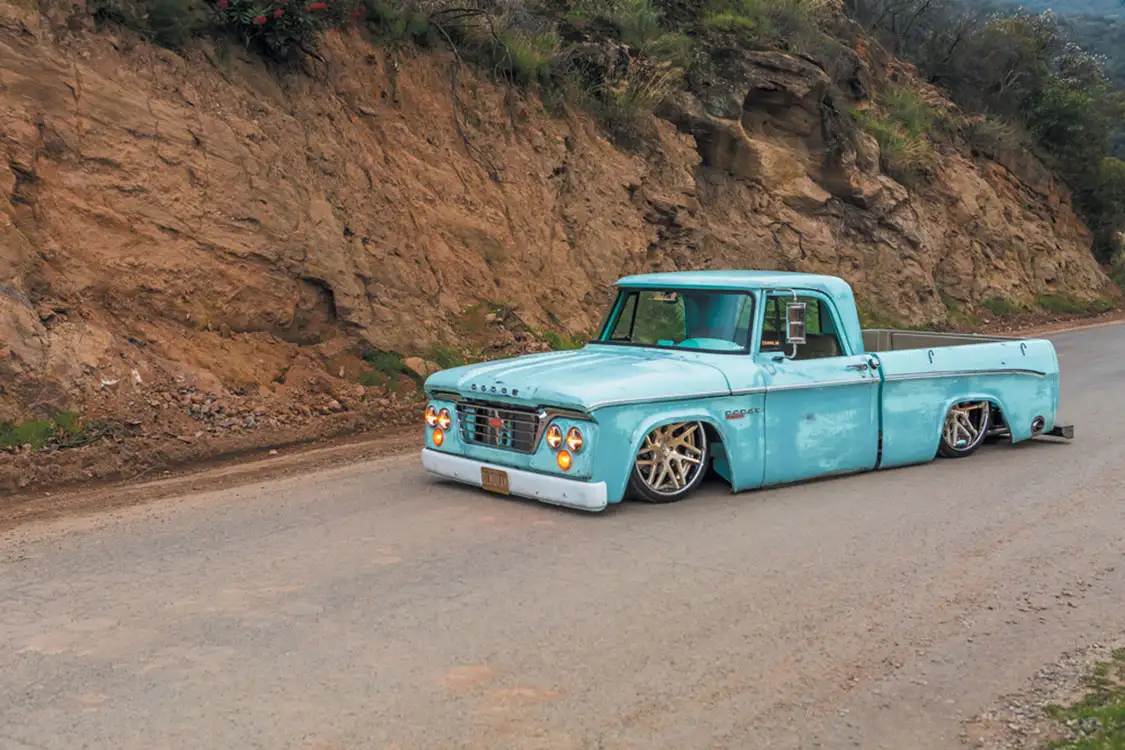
[546,424,563,449]
[425,405,438,427]
[566,427,584,452]
[437,408,452,430]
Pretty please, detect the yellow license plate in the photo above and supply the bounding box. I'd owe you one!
[481,467,510,495]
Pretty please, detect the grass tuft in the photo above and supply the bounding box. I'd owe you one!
[980,295,1021,317]
[362,348,407,378]
[1043,649,1125,749]
[702,0,825,50]
[853,85,939,187]
[0,411,86,451]
[1037,294,1114,316]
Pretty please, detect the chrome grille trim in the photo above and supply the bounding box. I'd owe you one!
[455,400,543,453]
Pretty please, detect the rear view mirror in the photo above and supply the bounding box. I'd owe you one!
[786,301,807,345]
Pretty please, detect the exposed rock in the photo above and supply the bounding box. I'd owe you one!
[403,357,440,379]
[0,1,1116,430]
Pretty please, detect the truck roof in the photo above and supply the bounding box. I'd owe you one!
[614,270,855,297]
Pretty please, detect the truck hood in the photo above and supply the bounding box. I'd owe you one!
[423,345,732,411]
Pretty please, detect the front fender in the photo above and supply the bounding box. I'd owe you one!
[591,397,758,504]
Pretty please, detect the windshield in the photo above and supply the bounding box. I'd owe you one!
[599,288,755,353]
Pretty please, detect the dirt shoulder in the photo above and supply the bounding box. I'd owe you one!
[0,424,421,533]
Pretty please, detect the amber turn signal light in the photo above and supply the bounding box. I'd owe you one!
[432,427,445,447]
[556,449,572,471]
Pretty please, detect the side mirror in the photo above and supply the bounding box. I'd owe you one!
[786,301,807,345]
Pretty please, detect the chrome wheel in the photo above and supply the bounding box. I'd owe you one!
[630,422,709,503]
[938,401,990,458]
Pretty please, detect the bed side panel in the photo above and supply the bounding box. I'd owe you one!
[876,339,1059,468]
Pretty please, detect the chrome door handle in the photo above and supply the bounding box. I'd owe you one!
[845,363,869,371]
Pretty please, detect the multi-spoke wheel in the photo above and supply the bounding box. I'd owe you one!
[629,422,710,503]
[938,401,991,458]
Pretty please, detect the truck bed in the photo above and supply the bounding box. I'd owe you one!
[862,328,1019,352]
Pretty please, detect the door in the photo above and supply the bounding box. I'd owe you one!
[757,292,880,486]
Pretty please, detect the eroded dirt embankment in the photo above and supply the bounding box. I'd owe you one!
[1,0,1118,493]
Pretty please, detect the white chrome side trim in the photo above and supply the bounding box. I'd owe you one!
[587,390,730,410]
[421,449,608,512]
[766,379,879,392]
[883,368,1046,381]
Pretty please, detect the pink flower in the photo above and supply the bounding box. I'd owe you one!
[252,13,267,23]
[216,0,228,7]
[307,2,328,10]
[273,8,284,17]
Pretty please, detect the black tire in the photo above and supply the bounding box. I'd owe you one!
[937,401,991,458]
[628,422,710,503]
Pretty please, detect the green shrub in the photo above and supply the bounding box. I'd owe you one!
[853,86,939,187]
[363,0,430,45]
[0,411,85,451]
[589,57,682,147]
[702,11,762,34]
[980,295,1020,317]
[610,0,692,62]
[210,0,365,60]
[1036,294,1114,315]
[489,28,560,87]
[362,348,407,378]
[541,330,587,350]
[86,0,149,29]
[149,0,205,49]
[616,0,663,48]
[703,0,823,49]
[426,344,465,369]
[884,86,934,139]
[965,116,1034,153]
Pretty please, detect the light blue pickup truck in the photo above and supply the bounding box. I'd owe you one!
[421,271,1073,511]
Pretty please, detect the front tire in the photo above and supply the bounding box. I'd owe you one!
[629,422,710,503]
[938,401,990,458]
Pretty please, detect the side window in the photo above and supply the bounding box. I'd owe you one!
[761,297,783,351]
[759,294,846,359]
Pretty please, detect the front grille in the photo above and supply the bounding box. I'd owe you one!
[455,400,542,453]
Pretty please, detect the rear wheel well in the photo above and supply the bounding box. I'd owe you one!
[985,400,1010,441]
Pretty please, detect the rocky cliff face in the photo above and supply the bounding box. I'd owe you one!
[0,0,1116,429]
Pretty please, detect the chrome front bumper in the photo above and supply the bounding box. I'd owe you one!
[420,449,608,512]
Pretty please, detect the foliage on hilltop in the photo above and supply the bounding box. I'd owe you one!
[850,0,1125,261]
[83,0,1125,264]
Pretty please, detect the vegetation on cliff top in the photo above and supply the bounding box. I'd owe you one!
[86,0,1124,268]
[851,0,1125,263]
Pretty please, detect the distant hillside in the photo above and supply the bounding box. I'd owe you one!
[1001,0,1123,17]
[984,0,1125,156]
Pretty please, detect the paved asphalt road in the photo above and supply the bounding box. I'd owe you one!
[2,324,1124,750]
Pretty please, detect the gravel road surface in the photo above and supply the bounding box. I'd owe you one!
[2,324,1124,750]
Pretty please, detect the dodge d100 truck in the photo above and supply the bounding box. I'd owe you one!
[420,271,1073,511]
